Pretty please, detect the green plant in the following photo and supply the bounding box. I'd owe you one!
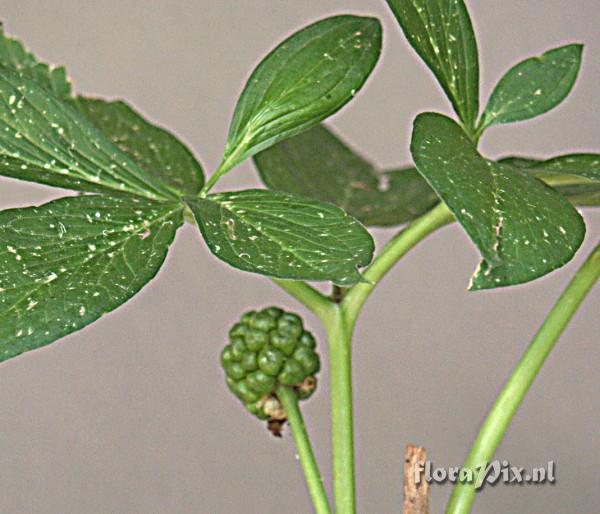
[0,1,598,513]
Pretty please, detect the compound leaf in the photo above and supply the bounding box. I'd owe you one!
[218,15,382,177]
[386,0,479,129]
[480,44,583,130]
[186,190,374,285]
[254,124,437,226]
[0,195,183,363]
[411,112,585,289]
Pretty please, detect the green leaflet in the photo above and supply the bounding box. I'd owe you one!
[480,44,583,130]
[0,68,177,200]
[76,98,204,195]
[411,113,585,290]
[0,21,72,101]
[0,23,204,198]
[386,0,479,130]
[254,124,438,227]
[186,190,374,285]
[0,195,183,362]
[216,15,382,181]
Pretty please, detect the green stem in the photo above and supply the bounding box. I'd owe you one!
[201,145,248,195]
[277,386,333,514]
[446,241,600,514]
[324,306,356,514]
[272,203,455,514]
[200,166,226,196]
[343,202,454,330]
[272,279,334,321]
[318,202,454,514]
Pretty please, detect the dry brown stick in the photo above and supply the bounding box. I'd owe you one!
[403,444,429,514]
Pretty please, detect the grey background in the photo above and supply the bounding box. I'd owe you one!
[0,1,598,513]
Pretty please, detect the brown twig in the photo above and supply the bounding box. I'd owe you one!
[403,444,429,514]
[330,285,346,303]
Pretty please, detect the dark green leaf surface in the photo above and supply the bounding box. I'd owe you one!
[254,124,437,226]
[386,0,479,129]
[219,15,382,176]
[0,195,183,362]
[480,45,583,130]
[0,68,178,200]
[411,113,585,289]
[0,22,72,101]
[186,190,374,285]
[0,24,205,197]
[76,98,204,195]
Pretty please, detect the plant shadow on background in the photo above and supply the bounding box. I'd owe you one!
[0,1,599,513]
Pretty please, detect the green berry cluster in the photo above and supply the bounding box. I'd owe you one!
[221,307,320,420]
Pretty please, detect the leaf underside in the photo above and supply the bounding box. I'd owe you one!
[499,155,600,206]
[254,124,438,227]
[500,154,600,184]
[411,113,585,290]
[186,190,374,286]
[0,195,183,362]
[221,14,382,173]
[386,0,479,129]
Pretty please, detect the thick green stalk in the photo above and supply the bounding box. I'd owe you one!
[446,242,600,514]
[343,202,454,329]
[321,203,453,513]
[272,203,456,514]
[277,386,333,514]
[325,306,356,514]
[272,279,334,321]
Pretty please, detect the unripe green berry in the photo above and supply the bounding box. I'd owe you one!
[221,306,321,423]
[270,331,296,356]
[279,359,305,385]
[293,346,320,375]
[250,311,278,332]
[258,347,285,376]
[246,371,276,395]
[227,362,246,381]
[299,332,316,349]
[229,323,246,338]
[220,347,234,367]
[240,311,255,324]
[244,329,269,351]
[277,313,303,338]
[263,307,283,318]
[241,352,258,372]
[236,380,260,403]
